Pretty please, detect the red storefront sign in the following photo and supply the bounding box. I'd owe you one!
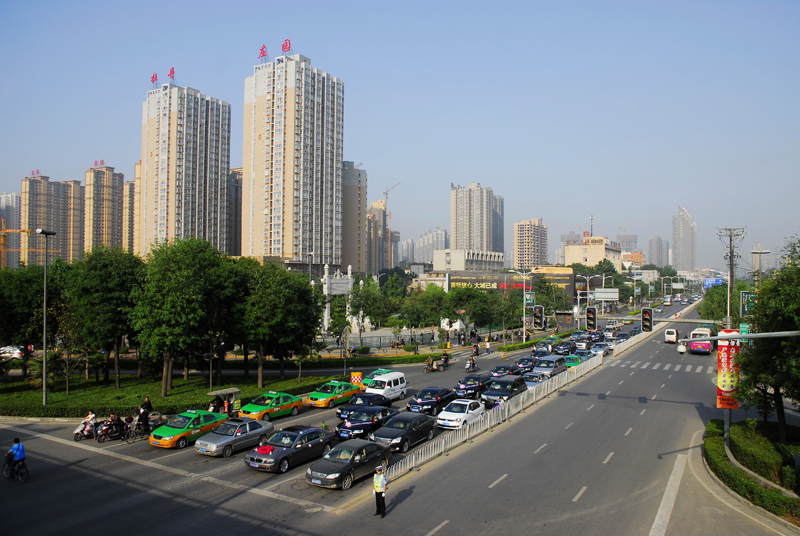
[716,329,740,409]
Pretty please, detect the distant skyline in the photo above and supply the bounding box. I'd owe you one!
[1,1,798,272]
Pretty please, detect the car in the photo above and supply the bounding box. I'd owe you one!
[542,336,562,350]
[360,368,397,388]
[515,357,538,374]
[481,376,528,406]
[335,393,392,420]
[335,406,399,441]
[370,412,436,453]
[244,425,336,473]
[574,349,590,360]
[569,331,586,342]
[622,318,633,325]
[522,372,545,390]
[306,380,362,409]
[664,329,679,343]
[605,339,619,349]
[532,356,567,379]
[454,373,492,399]
[195,418,274,457]
[616,333,631,342]
[0,346,23,359]
[489,364,522,378]
[655,306,664,313]
[554,341,577,356]
[149,410,228,449]
[406,388,456,415]
[565,355,583,368]
[574,338,593,351]
[589,330,605,342]
[603,328,617,339]
[629,327,642,336]
[436,399,485,429]
[239,391,303,421]
[590,343,611,357]
[532,348,550,358]
[306,439,393,490]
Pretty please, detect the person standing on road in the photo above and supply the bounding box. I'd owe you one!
[373,465,387,518]
[485,339,491,355]
[139,396,153,435]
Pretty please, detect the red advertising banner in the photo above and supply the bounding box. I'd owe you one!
[717,329,740,409]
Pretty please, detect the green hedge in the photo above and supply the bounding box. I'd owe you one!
[497,330,578,352]
[356,346,370,355]
[730,422,785,484]
[705,419,800,521]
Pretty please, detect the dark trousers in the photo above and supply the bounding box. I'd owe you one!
[374,492,386,517]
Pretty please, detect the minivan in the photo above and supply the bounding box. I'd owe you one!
[664,329,679,344]
[365,372,406,401]
[532,357,567,378]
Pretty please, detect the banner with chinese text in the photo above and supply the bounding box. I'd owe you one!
[717,329,740,409]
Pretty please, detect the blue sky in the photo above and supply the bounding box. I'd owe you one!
[1,0,798,270]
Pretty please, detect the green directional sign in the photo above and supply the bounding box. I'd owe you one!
[740,323,750,344]
[740,291,756,317]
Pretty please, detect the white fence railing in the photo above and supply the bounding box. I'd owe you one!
[385,354,604,482]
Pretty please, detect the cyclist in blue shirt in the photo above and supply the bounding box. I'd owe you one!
[6,438,25,477]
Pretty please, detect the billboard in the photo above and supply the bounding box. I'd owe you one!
[446,270,575,297]
[704,278,726,289]
[592,288,620,301]
[716,329,740,409]
[672,282,685,289]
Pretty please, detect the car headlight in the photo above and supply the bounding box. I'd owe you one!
[162,436,175,440]
[325,473,340,479]
[352,429,364,434]
[264,458,274,463]
[390,438,401,444]
[307,468,312,475]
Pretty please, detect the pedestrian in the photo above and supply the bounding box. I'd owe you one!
[139,396,153,435]
[485,339,491,355]
[373,465,387,518]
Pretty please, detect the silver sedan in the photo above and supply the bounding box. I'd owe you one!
[590,343,612,357]
[195,418,273,458]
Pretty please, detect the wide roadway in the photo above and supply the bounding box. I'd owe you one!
[4,304,797,535]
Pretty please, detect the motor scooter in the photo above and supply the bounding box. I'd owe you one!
[465,359,478,373]
[73,418,96,441]
[95,417,132,443]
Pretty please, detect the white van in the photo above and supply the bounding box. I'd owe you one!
[664,329,678,344]
[364,371,406,401]
[605,320,619,330]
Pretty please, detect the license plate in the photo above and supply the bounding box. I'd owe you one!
[199,448,207,452]
[457,391,465,396]
[250,462,259,468]
[341,432,349,437]
[411,408,420,412]
[311,479,322,485]
[152,441,160,445]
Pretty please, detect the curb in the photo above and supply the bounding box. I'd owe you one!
[701,437,800,534]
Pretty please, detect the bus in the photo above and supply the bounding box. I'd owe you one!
[688,328,714,354]
[663,296,672,306]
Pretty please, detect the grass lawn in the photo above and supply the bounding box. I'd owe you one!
[0,374,347,418]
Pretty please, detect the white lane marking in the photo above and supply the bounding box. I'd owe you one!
[707,366,714,374]
[610,361,619,367]
[625,427,633,436]
[630,372,635,376]
[652,394,658,400]
[603,452,614,464]
[488,474,508,489]
[661,384,665,388]
[640,409,646,415]
[668,375,672,379]
[565,422,574,429]
[0,423,334,512]
[647,454,687,536]
[641,362,650,369]
[425,520,450,536]
[620,362,628,368]
[534,443,547,454]
[587,405,595,411]
[663,364,671,371]
[653,363,661,370]
[696,367,703,373]
[674,365,682,371]
[605,391,611,396]
[631,362,640,368]
[619,381,624,385]
[685,365,692,372]
[572,486,588,502]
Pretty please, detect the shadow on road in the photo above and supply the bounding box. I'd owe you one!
[386,484,416,514]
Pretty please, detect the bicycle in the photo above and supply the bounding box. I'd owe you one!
[3,459,29,483]
[125,414,152,444]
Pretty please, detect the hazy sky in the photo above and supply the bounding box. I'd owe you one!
[1,1,798,271]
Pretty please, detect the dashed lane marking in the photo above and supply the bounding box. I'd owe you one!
[565,422,574,429]
[640,409,646,415]
[606,391,612,396]
[652,394,658,400]
[625,427,633,436]
[641,362,650,369]
[603,452,614,464]
[661,384,665,388]
[572,486,588,502]
[664,364,672,371]
[619,381,624,385]
[534,443,547,454]
[488,474,508,489]
[425,520,450,536]
[653,363,661,370]
[674,365,682,371]
[587,405,595,411]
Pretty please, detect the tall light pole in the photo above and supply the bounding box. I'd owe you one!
[308,251,315,284]
[36,228,56,406]
[510,270,534,340]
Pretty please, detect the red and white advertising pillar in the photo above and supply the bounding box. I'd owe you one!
[717,329,740,445]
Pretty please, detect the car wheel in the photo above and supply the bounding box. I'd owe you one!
[97,435,106,444]
[400,391,406,400]
[262,412,270,422]
[279,458,289,474]
[427,428,434,441]
[322,443,332,456]
[223,445,233,458]
[401,440,410,454]
[258,435,268,446]
[291,406,300,416]
[328,400,335,409]
[74,433,83,442]
[341,473,353,491]
[380,459,389,472]
[176,437,188,449]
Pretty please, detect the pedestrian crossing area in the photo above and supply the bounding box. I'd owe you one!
[608,360,716,374]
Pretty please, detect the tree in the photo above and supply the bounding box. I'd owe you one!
[349,278,382,344]
[446,286,486,334]
[699,280,751,324]
[68,247,144,390]
[417,284,448,329]
[327,295,350,340]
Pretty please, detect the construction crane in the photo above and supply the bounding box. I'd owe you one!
[383,182,401,228]
[0,218,31,269]
[354,163,364,169]
[619,225,645,234]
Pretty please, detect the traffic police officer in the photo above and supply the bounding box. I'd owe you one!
[373,465,387,518]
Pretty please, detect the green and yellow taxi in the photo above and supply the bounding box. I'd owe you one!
[149,409,228,449]
[306,380,362,409]
[360,369,397,388]
[239,391,304,421]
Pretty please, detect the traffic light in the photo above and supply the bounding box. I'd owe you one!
[586,306,597,330]
[641,307,653,332]
[533,305,544,330]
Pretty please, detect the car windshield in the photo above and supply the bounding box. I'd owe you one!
[487,382,512,392]
[524,374,541,383]
[252,395,277,406]
[266,431,298,447]
[165,415,193,429]
[350,396,369,405]
[594,343,607,348]
[493,367,510,373]
[461,377,480,386]
[385,418,411,430]
[316,384,336,394]
[348,411,374,423]
[418,390,437,400]
[367,371,387,379]
[370,380,387,389]
[324,447,355,461]
[213,423,240,436]
[537,361,555,369]
[444,403,468,414]
[534,350,548,357]
[518,359,532,365]
[575,350,589,356]
[566,357,579,364]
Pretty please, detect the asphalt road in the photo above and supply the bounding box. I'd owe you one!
[3,302,798,535]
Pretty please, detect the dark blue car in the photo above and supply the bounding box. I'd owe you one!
[406,388,457,416]
[454,374,491,399]
[515,357,538,374]
[335,393,392,420]
[335,406,398,440]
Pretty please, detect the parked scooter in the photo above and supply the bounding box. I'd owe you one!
[73,418,96,441]
[95,416,133,443]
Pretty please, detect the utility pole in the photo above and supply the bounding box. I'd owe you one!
[717,227,745,447]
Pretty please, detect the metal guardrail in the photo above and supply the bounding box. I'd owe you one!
[385,354,604,482]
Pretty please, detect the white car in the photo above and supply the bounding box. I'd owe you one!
[590,343,611,357]
[0,346,23,359]
[435,399,485,429]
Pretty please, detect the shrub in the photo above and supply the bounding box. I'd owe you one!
[497,329,578,352]
[782,466,797,492]
[356,346,370,355]
[730,421,784,484]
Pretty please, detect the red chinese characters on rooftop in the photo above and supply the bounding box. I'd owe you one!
[281,39,291,53]
[168,67,175,81]
[258,45,267,59]
[151,73,158,84]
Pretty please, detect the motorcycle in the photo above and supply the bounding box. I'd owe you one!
[465,359,478,373]
[95,417,133,443]
[73,418,96,441]
[423,360,445,374]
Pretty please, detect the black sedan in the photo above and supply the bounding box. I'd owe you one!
[532,348,550,358]
[589,330,605,342]
[616,333,631,342]
[371,413,436,453]
[307,439,392,491]
[481,376,528,407]
[454,373,491,399]
[515,357,538,374]
[335,393,392,420]
[243,425,336,474]
[489,364,522,378]
[406,388,456,415]
[554,341,577,356]
[335,407,398,441]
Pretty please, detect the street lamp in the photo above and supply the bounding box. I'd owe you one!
[510,269,534,341]
[36,228,56,406]
[308,251,315,283]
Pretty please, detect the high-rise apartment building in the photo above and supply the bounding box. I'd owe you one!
[450,182,504,253]
[366,200,388,273]
[672,206,697,271]
[84,165,124,252]
[122,164,138,252]
[20,175,84,265]
[341,161,367,273]
[648,236,670,267]
[227,168,243,256]
[514,218,548,269]
[414,229,449,263]
[242,53,344,273]
[135,83,232,256]
[400,238,414,264]
[391,231,400,268]
[0,193,21,269]
[617,234,638,252]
